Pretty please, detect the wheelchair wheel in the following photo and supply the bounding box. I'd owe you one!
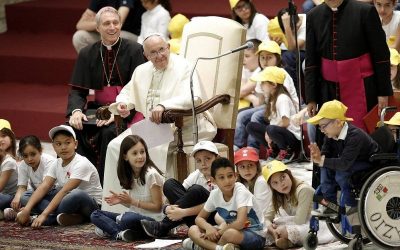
[303,232,318,250]
[348,238,363,250]
[358,166,400,249]
[326,220,369,244]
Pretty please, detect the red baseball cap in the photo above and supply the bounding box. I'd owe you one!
[234,147,259,165]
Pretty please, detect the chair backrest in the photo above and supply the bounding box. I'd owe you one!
[180,16,246,129]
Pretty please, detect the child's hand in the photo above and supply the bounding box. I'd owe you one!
[117,191,132,205]
[166,205,185,221]
[16,209,30,226]
[275,225,288,239]
[31,214,47,228]
[11,197,21,211]
[104,190,122,205]
[308,143,322,164]
[267,224,279,240]
[204,226,220,242]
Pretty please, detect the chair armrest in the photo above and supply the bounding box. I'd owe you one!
[161,94,230,123]
[95,106,124,135]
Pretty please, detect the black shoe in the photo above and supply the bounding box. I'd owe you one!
[116,229,135,242]
[141,220,167,237]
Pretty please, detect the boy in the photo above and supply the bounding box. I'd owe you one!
[183,157,265,250]
[307,100,380,214]
[141,140,219,237]
[16,125,102,227]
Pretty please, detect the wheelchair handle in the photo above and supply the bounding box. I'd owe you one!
[380,106,397,123]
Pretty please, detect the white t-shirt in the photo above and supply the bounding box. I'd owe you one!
[250,175,272,215]
[268,94,301,140]
[382,11,400,45]
[127,167,165,220]
[280,14,306,51]
[46,153,102,204]
[204,182,264,236]
[0,154,18,195]
[245,13,269,41]
[182,169,217,191]
[137,4,171,44]
[18,153,55,190]
[255,69,299,110]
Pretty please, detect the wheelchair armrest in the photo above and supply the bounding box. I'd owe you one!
[369,153,398,162]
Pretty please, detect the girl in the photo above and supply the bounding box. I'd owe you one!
[230,0,269,41]
[234,147,271,213]
[251,66,300,163]
[137,0,171,44]
[91,135,164,242]
[262,160,334,249]
[374,0,400,52]
[3,135,56,221]
[0,120,18,219]
[390,48,400,90]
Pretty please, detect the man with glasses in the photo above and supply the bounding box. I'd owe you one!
[104,33,217,179]
[307,100,379,216]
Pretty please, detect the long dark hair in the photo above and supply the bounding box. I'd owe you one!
[0,128,16,158]
[268,169,299,214]
[277,8,299,34]
[264,83,294,120]
[231,0,257,28]
[18,135,42,157]
[117,135,163,189]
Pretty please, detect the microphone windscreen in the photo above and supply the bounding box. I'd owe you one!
[246,41,254,49]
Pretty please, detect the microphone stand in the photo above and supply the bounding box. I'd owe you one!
[189,50,235,144]
[289,0,309,163]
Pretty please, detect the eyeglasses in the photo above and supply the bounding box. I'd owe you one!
[148,46,169,59]
[234,2,250,11]
[319,120,334,131]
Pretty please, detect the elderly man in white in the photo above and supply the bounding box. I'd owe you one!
[103,33,217,212]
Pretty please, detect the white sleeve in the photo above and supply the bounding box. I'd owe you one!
[298,14,306,42]
[276,95,293,119]
[283,72,299,109]
[17,162,29,186]
[146,168,165,189]
[182,170,197,190]
[203,189,217,212]
[254,176,272,210]
[69,158,93,182]
[46,161,58,179]
[1,156,17,171]
[235,185,254,209]
[157,13,171,41]
[252,13,269,41]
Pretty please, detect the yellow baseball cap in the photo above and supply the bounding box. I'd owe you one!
[262,160,288,182]
[250,66,286,84]
[0,119,11,130]
[384,112,400,126]
[256,40,281,55]
[267,17,288,49]
[229,0,249,9]
[390,48,400,66]
[307,100,354,125]
[168,38,181,54]
[168,13,189,39]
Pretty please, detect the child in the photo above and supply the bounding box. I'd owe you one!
[91,135,164,242]
[0,119,18,219]
[374,0,400,51]
[168,13,189,54]
[390,48,400,89]
[141,140,219,238]
[184,157,265,250]
[307,100,380,213]
[137,0,171,44]
[234,147,271,212]
[251,66,300,162]
[262,160,323,249]
[16,125,102,227]
[3,135,56,221]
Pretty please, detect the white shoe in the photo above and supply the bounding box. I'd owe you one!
[182,238,203,250]
[3,208,17,221]
[116,229,135,242]
[94,227,109,238]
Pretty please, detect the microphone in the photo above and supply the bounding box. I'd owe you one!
[230,41,254,53]
[189,41,250,144]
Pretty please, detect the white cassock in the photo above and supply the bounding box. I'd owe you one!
[103,54,217,212]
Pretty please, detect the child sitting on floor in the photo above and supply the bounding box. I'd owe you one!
[91,135,164,242]
[141,140,219,238]
[184,157,265,250]
[16,125,102,227]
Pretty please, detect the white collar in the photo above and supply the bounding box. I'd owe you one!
[335,122,349,140]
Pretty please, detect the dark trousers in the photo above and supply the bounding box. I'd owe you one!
[163,179,216,228]
[265,125,300,151]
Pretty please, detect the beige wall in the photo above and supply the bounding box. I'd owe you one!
[0,0,31,33]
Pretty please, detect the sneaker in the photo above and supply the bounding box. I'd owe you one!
[56,213,84,226]
[182,238,203,250]
[311,206,337,217]
[222,243,240,250]
[141,219,167,237]
[116,229,135,242]
[95,226,110,238]
[276,149,295,163]
[3,208,17,221]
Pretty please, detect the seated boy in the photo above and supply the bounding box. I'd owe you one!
[16,125,102,227]
[307,100,380,214]
[183,157,265,250]
[141,141,219,237]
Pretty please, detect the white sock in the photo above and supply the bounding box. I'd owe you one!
[215,245,223,250]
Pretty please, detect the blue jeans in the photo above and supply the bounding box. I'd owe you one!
[234,105,267,149]
[91,210,155,239]
[0,193,14,210]
[33,188,100,225]
[240,229,266,250]
[321,161,372,207]
[265,125,300,151]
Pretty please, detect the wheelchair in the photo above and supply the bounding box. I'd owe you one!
[303,108,400,250]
